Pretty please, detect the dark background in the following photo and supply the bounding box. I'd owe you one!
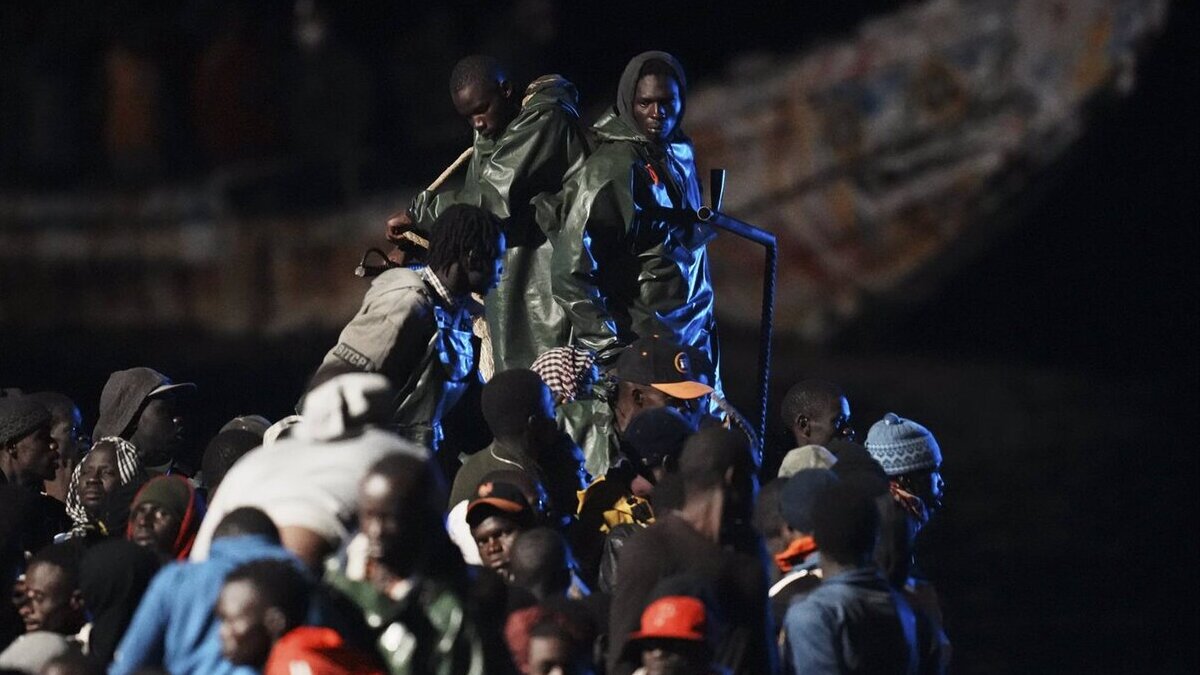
[3,1,1197,671]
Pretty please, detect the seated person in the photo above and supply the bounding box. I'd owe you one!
[111,507,301,675]
[783,483,945,674]
[465,477,538,583]
[63,437,147,540]
[558,336,712,480]
[624,595,723,675]
[324,454,484,675]
[449,369,585,525]
[126,475,205,562]
[217,559,382,675]
[18,544,84,637]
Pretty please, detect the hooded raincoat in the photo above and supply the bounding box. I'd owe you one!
[408,75,590,372]
[551,52,722,395]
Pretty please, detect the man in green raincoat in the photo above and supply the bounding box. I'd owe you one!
[387,55,590,373]
[551,51,722,397]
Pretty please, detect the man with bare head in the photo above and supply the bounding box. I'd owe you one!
[780,379,854,449]
[386,54,590,373]
[326,454,484,675]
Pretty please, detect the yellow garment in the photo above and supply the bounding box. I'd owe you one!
[576,475,654,533]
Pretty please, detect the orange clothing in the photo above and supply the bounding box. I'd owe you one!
[264,626,383,675]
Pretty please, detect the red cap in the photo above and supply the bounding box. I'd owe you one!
[627,596,707,642]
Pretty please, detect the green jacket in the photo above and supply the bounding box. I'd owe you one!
[325,566,484,675]
[409,76,590,372]
[551,111,721,394]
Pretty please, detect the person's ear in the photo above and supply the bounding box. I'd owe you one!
[793,414,810,438]
[443,260,463,289]
[632,388,645,407]
[499,79,514,101]
[69,589,84,613]
[723,466,734,486]
[263,607,289,640]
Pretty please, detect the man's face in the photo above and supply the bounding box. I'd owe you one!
[8,424,59,483]
[217,579,274,667]
[793,396,852,447]
[528,634,589,675]
[49,407,82,465]
[19,562,81,634]
[130,396,184,465]
[614,382,703,434]
[471,514,522,577]
[452,80,518,140]
[466,233,506,296]
[78,444,120,514]
[639,639,707,675]
[358,472,408,570]
[902,469,945,514]
[632,74,681,144]
[129,500,182,558]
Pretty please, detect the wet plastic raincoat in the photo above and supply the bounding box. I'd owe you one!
[407,76,590,372]
[551,52,722,394]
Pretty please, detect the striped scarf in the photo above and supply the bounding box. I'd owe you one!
[530,347,598,404]
[66,437,146,537]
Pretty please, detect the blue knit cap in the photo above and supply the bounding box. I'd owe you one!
[864,413,942,476]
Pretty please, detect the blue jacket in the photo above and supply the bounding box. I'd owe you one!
[783,566,922,675]
[110,534,299,675]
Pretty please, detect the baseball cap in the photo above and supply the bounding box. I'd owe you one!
[466,479,534,528]
[628,595,708,642]
[624,406,696,467]
[94,368,196,440]
[616,336,713,400]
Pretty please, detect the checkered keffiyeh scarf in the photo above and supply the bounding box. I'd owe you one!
[66,436,146,537]
[530,347,598,403]
[888,480,929,528]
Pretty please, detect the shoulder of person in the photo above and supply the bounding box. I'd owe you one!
[363,269,436,315]
[368,267,427,295]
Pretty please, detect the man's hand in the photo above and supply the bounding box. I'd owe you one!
[385,209,415,244]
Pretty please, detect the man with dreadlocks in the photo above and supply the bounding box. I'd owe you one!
[385,55,590,373]
[314,204,505,451]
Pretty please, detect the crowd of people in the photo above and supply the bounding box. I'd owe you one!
[3,50,952,674]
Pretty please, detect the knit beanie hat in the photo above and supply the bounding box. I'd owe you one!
[0,397,51,446]
[864,413,942,476]
[130,475,191,521]
[780,469,839,533]
[777,444,837,478]
[128,475,203,559]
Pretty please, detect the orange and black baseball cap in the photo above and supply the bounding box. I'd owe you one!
[616,336,713,400]
[466,479,534,528]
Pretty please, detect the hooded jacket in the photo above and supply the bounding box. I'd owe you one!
[551,52,721,393]
[111,534,299,675]
[409,75,591,372]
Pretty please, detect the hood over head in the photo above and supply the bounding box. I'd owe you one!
[615,51,688,142]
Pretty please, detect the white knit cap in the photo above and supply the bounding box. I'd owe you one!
[864,412,942,476]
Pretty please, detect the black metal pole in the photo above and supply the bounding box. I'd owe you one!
[696,201,778,452]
